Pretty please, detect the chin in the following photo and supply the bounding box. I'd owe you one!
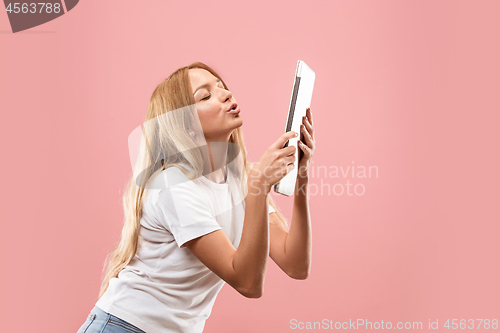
[230,115,243,128]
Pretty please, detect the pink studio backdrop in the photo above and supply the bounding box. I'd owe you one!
[1,1,499,332]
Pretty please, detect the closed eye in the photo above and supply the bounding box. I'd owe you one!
[201,94,211,101]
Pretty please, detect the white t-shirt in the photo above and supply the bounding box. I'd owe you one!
[96,165,275,333]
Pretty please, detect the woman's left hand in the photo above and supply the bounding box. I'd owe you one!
[297,107,315,178]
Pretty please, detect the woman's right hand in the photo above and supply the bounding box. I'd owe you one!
[249,131,298,195]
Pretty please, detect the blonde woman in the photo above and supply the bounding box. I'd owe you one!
[76,62,315,333]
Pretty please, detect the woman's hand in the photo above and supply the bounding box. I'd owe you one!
[249,131,298,195]
[297,107,315,178]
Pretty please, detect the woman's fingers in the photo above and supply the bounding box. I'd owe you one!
[281,145,296,157]
[299,108,315,159]
[286,154,296,164]
[298,140,312,156]
[306,107,313,127]
[301,121,314,149]
[272,130,298,150]
[302,114,314,140]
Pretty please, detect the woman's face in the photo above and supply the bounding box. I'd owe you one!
[189,68,242,142]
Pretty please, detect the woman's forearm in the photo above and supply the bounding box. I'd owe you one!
[231,174,270,297]
[284,175,312,279]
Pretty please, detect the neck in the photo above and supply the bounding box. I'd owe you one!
[202,140,229,184]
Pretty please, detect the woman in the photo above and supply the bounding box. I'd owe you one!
[77,62,315,333]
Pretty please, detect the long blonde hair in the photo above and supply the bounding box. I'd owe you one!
[98,62,288,298]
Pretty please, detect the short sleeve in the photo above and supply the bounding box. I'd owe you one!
[268,203,276,214]
[155,167,222,248]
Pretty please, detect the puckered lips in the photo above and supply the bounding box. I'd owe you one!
[226,103,240,114]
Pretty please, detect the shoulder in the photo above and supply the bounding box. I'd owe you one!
[157,166,211,204]
[161,165,197,187]
[144,164,194,191]
[162,165,187,179]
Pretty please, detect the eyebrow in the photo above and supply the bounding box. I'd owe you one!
[194,79,221,95]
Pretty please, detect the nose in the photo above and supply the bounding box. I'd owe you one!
[218,87,232,103]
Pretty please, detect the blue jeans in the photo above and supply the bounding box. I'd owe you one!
[77,306,146,333]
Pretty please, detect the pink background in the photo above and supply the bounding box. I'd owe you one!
[1,1,499,332]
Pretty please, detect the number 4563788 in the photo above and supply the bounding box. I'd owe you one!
[5,3,62,14]
[443,319,498,329]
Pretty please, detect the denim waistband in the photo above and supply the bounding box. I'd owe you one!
[77,305,145,333]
